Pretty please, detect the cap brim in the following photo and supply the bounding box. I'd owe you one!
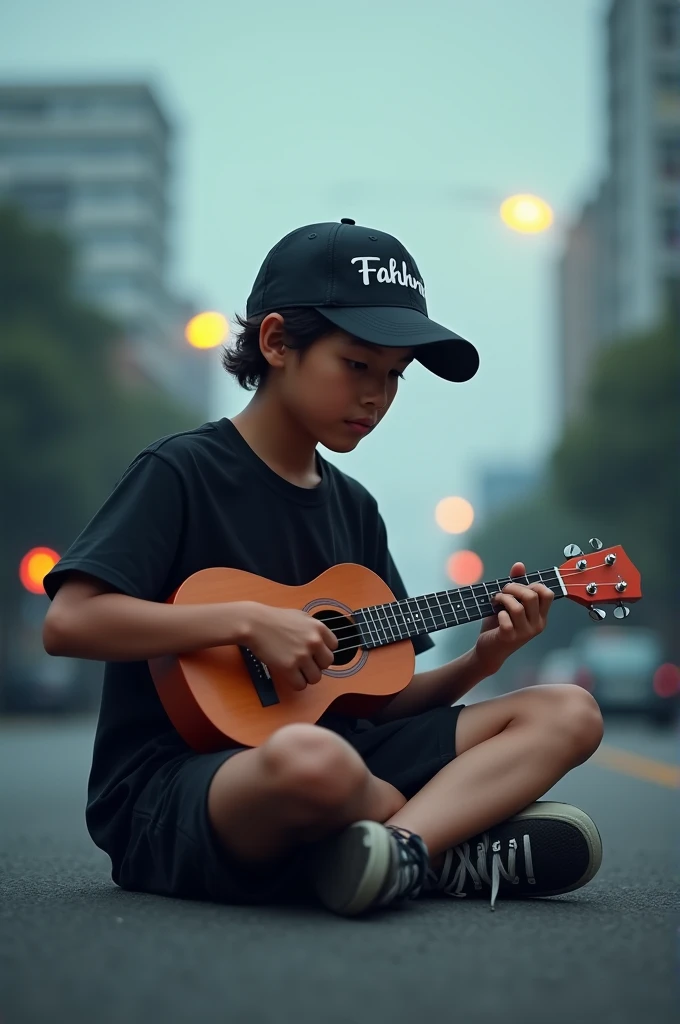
[314,305,479,383]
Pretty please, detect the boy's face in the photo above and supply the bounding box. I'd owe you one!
[277,329,415,452]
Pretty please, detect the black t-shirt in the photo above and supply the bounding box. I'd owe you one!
[44,417,433,860]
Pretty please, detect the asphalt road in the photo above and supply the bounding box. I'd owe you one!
[1,713,678,1024]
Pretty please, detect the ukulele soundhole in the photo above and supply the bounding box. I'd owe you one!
[311,608,363,667]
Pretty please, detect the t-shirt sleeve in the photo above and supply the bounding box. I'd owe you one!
[371,511,435,657]
[43,451,185,602]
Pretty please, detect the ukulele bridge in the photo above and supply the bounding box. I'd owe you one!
[238,646,280,707]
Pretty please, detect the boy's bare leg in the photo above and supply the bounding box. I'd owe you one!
[384,683,604,865]
[208,723,406,866]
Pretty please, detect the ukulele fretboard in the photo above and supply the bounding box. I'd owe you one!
[352,569,565,649]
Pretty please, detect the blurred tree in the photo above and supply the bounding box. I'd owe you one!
[0,205,197,703]
[442,315,679,678]
[552,317,679,659]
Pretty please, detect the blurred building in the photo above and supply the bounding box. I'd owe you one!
[475,464,540,526]
[0,82,212,414]
[558,0,680,423]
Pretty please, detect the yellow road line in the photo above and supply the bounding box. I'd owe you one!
[593,744,680,789]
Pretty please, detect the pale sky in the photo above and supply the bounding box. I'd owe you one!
[2,0,608,660]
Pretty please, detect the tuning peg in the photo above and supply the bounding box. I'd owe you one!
[613,603,630,619]
[589,606,607,621]
[564,544,582,558]
[589,538,603,550]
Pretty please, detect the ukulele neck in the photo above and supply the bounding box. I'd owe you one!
[352,569,566,649]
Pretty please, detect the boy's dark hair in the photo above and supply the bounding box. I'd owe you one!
[221,308,338,390]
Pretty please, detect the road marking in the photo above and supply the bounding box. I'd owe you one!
[593,745,680,789]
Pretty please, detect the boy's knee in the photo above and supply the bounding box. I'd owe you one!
[537,684,604,763]
[261,723,368,811]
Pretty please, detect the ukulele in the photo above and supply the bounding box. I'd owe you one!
[149,539,641,752]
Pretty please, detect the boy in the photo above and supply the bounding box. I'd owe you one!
[42,218,604,917]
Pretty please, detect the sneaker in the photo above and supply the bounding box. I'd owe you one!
[311,820,429,917]
[423,801,603,911]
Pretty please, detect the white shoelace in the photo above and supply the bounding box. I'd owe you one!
[427,832,536,911]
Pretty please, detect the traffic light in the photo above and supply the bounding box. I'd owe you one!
[19,547,60,595]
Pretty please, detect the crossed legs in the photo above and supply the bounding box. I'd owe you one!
[207,684,604,869]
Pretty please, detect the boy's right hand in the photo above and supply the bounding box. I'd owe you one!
[239,603,339,692]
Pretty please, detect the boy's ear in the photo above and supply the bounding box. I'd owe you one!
[259,312,288,369]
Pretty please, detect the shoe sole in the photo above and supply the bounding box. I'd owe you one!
[312,820,393,917]
[511,800,603,896]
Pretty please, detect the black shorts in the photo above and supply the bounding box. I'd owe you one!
[115,704,465,907]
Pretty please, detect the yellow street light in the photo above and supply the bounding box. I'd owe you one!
[435,496,475,534]
[500,194,554,234]
[185,311,230,350]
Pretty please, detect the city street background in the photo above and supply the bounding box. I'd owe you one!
[1,0,679,1021]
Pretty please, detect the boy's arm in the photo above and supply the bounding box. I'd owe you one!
[371,563,555,724]
[43,572,255,661]
[369,648,487,724]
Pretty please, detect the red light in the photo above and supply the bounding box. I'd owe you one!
[446,550,483,586]
[575,667,593,691]
[653,663,680,699]
[19,547,60,594]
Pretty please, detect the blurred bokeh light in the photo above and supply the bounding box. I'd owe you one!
[185,312,229,349]
[653,663,680,698]
[446,550,483,586]
[19,547,60,595]
[500,194,554,234]
[435,496,475,534]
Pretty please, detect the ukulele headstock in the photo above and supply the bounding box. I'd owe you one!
[558,540,641,621]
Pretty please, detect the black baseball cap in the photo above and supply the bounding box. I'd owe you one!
[246,218,479,383]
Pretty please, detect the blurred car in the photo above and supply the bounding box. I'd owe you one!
[568,627,676,724]
[536,648,592,689]
[3,654,83,713]
[2,594,101,713]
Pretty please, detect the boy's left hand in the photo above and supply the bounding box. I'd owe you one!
[473,561,554,675]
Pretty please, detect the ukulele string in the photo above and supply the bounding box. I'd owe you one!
[311,559,620,651]
[314,560,614,634]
